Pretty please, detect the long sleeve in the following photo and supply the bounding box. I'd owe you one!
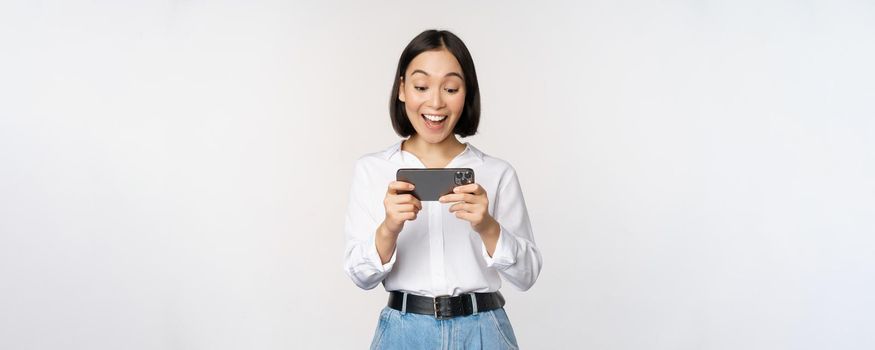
[343,159,396,290]
[481,166,543,291]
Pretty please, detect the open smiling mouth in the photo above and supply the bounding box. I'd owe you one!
[422,114,447,130]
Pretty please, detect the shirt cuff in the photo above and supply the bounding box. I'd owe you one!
[482,224,518,270]
[368,236,397,272]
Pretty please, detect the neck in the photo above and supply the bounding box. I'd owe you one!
[401,135,467,167]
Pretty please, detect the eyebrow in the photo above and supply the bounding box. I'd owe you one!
[410,69,464,81]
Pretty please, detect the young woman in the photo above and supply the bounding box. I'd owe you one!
[343,29,542,349]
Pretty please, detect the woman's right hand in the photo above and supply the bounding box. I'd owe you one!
[381,181,422,236]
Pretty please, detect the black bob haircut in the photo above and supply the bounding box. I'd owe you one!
[389,30,481,138]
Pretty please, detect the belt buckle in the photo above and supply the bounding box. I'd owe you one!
[433,295,451,320]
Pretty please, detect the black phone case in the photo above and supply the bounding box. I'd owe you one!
[396,168,475,201]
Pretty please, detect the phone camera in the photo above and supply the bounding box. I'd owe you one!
[454,170,473,185]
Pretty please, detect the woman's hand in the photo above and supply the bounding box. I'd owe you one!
[382,181,422,235]
[439,183,501,255]
[375,181,422,264]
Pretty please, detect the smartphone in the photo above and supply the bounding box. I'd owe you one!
[396,168,475,201]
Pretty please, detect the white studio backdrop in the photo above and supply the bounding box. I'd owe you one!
[1,1,873,349]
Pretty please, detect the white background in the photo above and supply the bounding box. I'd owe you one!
[1,1,874,349]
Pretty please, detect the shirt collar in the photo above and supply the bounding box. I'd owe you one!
[382,140,484,164]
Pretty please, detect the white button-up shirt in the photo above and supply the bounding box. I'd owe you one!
[343,141,542,297]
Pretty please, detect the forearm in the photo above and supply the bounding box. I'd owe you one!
[477,218,501,257]
[375,222,399,264]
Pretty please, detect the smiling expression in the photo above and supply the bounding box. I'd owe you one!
[398,48,466,144]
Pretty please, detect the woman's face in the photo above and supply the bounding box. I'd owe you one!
[398,48,466,144]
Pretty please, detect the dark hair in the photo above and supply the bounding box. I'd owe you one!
[389,30,481,138]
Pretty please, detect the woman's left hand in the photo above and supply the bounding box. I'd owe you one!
[438,183,499,236]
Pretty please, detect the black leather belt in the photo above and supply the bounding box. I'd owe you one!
[388,291,505,319]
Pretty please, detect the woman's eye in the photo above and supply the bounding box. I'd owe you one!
[445,88,459,94]
[414,86,428,92]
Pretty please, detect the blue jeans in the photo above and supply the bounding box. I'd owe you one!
[370,306,520,349]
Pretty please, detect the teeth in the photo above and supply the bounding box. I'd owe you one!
[423,114,447,122]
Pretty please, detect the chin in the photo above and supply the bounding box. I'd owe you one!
[417,133,449,144]
[411,123,455,143]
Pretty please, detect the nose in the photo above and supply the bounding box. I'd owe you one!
[428,89,445,109]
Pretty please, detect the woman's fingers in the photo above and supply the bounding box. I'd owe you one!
[387,181,414,195]
[451,203,489,227]
[449,202,472,213]
[452,183,484,195]
[394,204,418,213]
[383,181,421,234]
[387,181,492,227]
[389,193,414,203]
[388,193,422,209]
[386,202,418,226]
[453,210,475,221]
[439,183,487,204]
[438,193,478,204]
[442,183,489,227]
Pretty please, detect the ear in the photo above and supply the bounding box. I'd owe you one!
[398,76,406,103]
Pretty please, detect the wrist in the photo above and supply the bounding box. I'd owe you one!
[378,221,400,239]
[476,217,500,238]
[476,217,501,258]
[375,222,398,265]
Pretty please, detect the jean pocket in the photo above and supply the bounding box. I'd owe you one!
[488,308,519,349]
[370,307,391,350]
